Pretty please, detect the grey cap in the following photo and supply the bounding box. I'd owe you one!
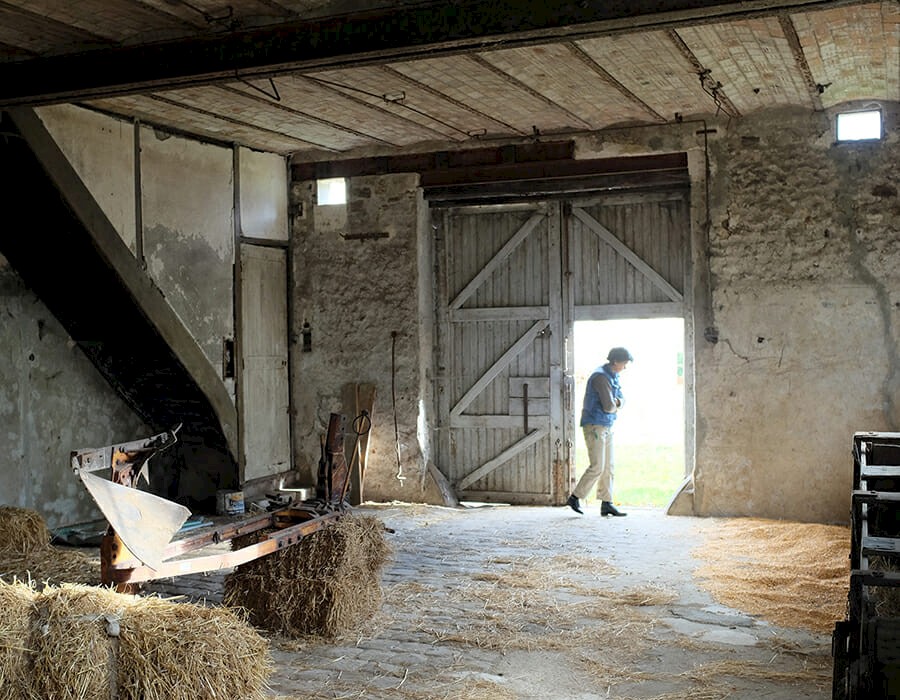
[607,347,634,363]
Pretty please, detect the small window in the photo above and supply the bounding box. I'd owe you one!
[317,177,347,205]
[836,110,882,142]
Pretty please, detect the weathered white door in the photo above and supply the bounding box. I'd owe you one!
[434,202,566,504]
[433,189,689,504]
[568,192,688,319]
[239,244,291,481]
[565,191,690,496]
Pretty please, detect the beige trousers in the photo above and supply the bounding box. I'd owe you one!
[573,424,614,502]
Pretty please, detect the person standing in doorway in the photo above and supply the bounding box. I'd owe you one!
[567,346,633,516]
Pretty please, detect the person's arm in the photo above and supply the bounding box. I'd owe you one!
[591,374,618,413]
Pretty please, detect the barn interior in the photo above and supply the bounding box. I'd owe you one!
[0,0,898,698]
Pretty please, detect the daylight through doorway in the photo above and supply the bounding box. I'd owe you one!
[573,318,685,508]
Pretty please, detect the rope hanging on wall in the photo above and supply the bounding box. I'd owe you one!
[391,331,406,484]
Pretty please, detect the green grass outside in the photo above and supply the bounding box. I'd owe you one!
[573,441,685,508]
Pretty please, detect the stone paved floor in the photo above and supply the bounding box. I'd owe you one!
[255,502,833,700]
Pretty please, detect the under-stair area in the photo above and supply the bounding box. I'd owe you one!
[0,110,238,512]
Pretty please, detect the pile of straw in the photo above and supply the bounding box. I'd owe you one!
[0,506,51,555]
[692,517,851,633]
[224,515,392,638]
[0,581,272,700]
[0,506,101,586]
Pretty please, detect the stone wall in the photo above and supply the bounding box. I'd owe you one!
[291,103,898,522]
[290,174,435,501]
[694,105,899,522]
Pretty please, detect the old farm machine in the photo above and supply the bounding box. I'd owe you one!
[833,432,900,699]
[70,414,368,589]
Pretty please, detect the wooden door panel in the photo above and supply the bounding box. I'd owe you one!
[569,192,687,317]
[436,204,561,504]
[240,244,291,481]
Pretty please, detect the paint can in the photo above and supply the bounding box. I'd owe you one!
[216,490,245,516]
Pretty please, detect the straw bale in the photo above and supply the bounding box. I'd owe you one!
[692,517,850,633]
[31,584,126,700]
[0,506,101,586]
[0,581,37,697]
[116,593,272,700]
[0,506,51,555]
[0,546,102,586]
[224,514,392,638]
[0,582,271,700]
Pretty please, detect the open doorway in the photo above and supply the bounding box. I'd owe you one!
[573,318,685,508]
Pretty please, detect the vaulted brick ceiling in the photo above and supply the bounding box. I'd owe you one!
[0,0,896,158]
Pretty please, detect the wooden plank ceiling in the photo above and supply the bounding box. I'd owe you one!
[0,0,896,159]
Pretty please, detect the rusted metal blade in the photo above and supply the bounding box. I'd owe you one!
[78,470,190,571]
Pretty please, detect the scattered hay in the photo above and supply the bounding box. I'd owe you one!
[0,581,272,700]
[483,553,619,587]
[224,514,392,638]
[623,690,732,700]
[440,677,518,700]
[692,517,850,633]
[415,568,665,655]
[0,506,51,555]
[680,658,831,687]
[273,674,518,700]
[576,656,659,688]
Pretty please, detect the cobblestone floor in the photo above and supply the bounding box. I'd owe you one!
[252,502,833,700]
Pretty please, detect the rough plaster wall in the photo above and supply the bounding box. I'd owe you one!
[140,127,235,395]
[291,173,430,501]
[287,104,896,520]
[0,254,148,528]
[35,105,137,254]
[694,105,900,523]
[239,148,288,241]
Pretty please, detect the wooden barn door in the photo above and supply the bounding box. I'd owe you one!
[433,189,689,504]
[567,192,688,320]
[434,202,567,504]
[565,191,690,498]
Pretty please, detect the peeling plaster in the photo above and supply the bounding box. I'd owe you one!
[0,255,147,527]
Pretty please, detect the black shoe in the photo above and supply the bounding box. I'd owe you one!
[601,501,626,517]
[567,494,583,514]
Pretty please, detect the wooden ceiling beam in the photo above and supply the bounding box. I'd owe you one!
[0,0,868,107]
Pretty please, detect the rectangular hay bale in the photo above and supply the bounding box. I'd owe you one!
[0,581,272,700]
[224,514,392,638]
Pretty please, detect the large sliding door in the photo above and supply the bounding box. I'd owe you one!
[434,203,566,504]
[568,192,688,320]
[432,189,690,504]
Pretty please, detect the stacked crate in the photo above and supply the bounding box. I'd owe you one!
[833,432,900,699]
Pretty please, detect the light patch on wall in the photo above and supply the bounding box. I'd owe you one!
[836,109,882,142]
[317,177,347,205]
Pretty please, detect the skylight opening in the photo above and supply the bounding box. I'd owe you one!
[836,110,882,142]
[317,177,347,205]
